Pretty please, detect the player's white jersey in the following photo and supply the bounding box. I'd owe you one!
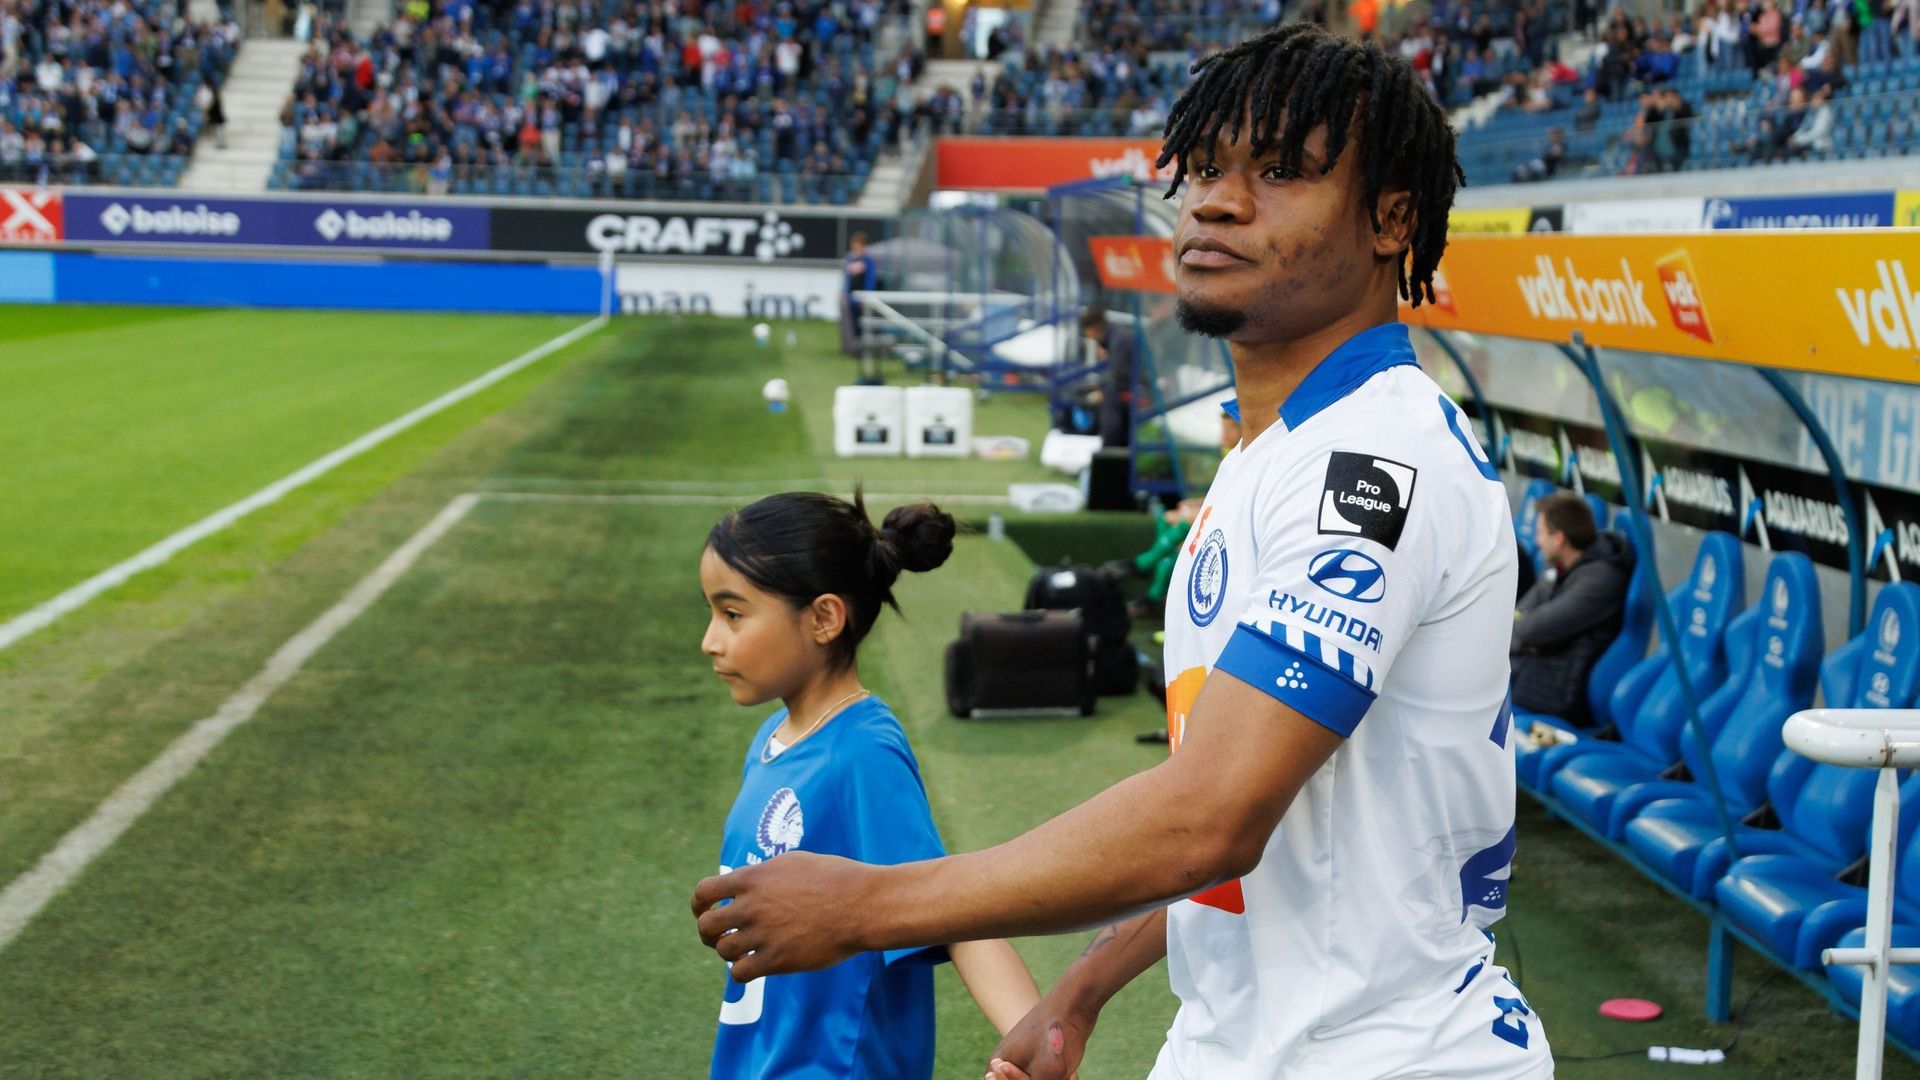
[1154,323,1551,1078]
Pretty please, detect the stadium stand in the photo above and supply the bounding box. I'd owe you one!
[976,0,1920,188]
[267,0,918,202]
[1450,4,1920,186]
[0,0,238,187]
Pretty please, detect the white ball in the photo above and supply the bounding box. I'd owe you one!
[762,378,790,404]
[752,322,772,343]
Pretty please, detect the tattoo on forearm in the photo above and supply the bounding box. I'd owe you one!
[1080,926,1118,958]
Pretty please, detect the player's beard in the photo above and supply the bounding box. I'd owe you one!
[1175,297,1247,338]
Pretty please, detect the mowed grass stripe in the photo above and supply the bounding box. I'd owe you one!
[0,309,585,620]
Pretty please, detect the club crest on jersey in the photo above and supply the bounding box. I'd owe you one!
[757,787,805,856]
[1319,451,1417,550]
[1188,528,1230,628]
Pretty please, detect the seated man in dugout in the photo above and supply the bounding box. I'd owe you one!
[1511,492,1633,728]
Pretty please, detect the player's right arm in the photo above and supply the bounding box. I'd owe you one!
[987,909,1168,1080]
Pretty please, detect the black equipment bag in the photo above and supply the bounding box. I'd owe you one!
[1092,637,1140,697]
[1024,563,1131,645]
[945,611,1096,718]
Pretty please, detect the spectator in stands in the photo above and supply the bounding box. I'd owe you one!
[1634,34,1680,83]
[1751,0,1786,72]
[1647,86,1694,171]
[1789,83,1837,156]
[1749,84,1808,160]
[1510,493,1633,728]
[1702,0,1745,73]
[1513,127,1567,181]
[1573,85,1603,129]
[1802,45,1848,95]
[1861,0,1894,65]
[1896,0,1920,57]
[1595,21,1637,98]
[0,119,23,179]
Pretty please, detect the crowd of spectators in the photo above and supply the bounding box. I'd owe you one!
[276,0,943,199]
[980,0,1568,138]
[1449,0,1918,183]
[0,0,236,185]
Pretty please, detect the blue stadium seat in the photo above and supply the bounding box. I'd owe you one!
[1615,554,1826,892]
[1713,585,1920,965]
[1540,533,1745,827]
[1514,478,1556,575]
[1583,494,1610,533]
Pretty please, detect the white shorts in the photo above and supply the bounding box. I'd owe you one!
[1147,963,1554,1079]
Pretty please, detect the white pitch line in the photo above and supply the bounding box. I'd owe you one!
[0,494,481,953]
[0,317,608,655]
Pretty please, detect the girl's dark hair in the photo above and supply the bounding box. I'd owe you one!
[707,489,956,668]
[1154,23,1464,307]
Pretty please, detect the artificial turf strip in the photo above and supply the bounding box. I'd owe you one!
[0,305,586,620]
[0,312,1911,1077]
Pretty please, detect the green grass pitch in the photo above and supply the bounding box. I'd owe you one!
[0,306,1910,1077]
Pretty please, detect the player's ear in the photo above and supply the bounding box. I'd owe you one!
[808,594,850,645]
[1372,189,1414,258]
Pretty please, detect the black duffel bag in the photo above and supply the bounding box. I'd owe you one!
[945,610,1097,719]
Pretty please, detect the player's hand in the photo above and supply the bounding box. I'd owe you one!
[985,990,1094,1080]
[692,852,874,981]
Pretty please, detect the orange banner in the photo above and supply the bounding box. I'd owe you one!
[1088,235,1177,293]
[936,137,1171,190]
[1401,230,1920,385]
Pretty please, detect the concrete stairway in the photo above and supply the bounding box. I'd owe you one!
[178,38,305,193]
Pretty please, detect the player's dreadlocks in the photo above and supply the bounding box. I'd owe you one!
[1155,23,1463,307]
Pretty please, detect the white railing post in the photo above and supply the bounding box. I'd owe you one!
[1785,708,1920,1080]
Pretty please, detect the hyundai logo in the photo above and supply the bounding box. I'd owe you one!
[1306,549,1386,603]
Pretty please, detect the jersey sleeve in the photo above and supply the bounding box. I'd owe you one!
[1212,446,1446,738]
[839,732,951,967]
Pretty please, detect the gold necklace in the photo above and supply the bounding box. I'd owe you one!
[762,687,870,763]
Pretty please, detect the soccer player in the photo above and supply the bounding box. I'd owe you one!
[699,492,1045,1078]
[693,25,1553,1078]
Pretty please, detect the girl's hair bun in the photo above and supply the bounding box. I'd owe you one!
[879,502,956,574]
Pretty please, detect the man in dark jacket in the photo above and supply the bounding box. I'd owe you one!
[1081,307,1136,448]
[1511,493,1634,726]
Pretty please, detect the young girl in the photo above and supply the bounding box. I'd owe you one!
[699,491,1043,1079]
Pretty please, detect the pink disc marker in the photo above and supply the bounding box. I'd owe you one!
[1599,997,1663,1022]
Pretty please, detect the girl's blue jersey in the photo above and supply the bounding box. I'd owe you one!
[710,696,948,1080]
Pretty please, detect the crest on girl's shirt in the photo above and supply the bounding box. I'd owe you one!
[757,787,805,856]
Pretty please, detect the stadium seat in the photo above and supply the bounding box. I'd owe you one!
[1514,479,1556,574]
[1712,584,1920,964]
[1540,533,1746,826]
[1582,494,1611,533]
[1613,553,1825,890]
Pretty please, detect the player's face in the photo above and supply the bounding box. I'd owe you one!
[699,546,816,707]
[1171,117,1400,343]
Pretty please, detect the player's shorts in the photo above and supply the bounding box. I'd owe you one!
[1147,962,1554,1079]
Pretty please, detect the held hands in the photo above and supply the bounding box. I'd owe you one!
[984,989,1095,1080]
[691,852,873,982]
